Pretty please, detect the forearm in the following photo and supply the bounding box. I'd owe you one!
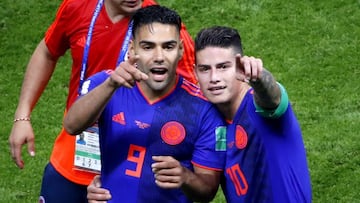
[64,78,116,135]
[250,69,281,110]
[15,39,57,117]
[181,167,220,202]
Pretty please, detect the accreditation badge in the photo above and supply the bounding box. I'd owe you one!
[74,123,101,173]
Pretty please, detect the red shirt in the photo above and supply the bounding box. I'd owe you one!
[45,0,196,185]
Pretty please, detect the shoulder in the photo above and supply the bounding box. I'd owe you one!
[55,0,97,19]
[180,78,208,101]
[80,70,112,95]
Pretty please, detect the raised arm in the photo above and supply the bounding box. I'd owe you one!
[236,55,288,118]
[63,55,148,135]
[9,39,58,169]
[63,76,117,135]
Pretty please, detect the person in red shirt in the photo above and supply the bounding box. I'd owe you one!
[8,0,196,202]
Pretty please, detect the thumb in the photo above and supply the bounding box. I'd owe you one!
[235,54,245,81]
[27,137,35,157]
[94,175,102,187]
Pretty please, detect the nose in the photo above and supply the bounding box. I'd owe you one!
[210,69,220,83]
[154,47,164,63]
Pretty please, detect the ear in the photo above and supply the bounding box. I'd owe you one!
[129,40,136,57]
[178,39,184,60]
[193,63,199,82]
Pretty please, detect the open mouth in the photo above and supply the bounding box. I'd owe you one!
[150,68,167,75]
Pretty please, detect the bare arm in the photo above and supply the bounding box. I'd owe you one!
[9,39,58,169]
[236,55,281,110]
[151,156,221,202]
[63,77,117,135]
[63,55,148,135]
[250,69,280,109]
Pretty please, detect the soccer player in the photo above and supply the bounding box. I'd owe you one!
[64,5,226,203]
[194,26,312,202]
[8,0,196,202]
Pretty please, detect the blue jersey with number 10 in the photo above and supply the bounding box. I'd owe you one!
[81,70,226,203]
[222,90,312,203]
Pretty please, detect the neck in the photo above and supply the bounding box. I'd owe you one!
[138,75,178,104]
[216,83,250,121]
[104,0,127,23]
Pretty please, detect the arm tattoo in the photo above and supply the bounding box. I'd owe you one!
[250,69,281,110]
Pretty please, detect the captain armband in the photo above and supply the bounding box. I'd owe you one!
[253,82,289,119]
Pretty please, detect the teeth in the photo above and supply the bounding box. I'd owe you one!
[210,86,224,91]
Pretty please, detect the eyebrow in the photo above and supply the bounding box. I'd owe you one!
[139,40,178,45]
[196,61,232,67]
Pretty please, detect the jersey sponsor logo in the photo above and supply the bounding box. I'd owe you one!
[135,120,150,129]
[235,125,248,149]
[161,121,186,145]
[112,112,126,125]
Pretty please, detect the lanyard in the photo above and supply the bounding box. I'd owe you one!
[79,0,133,93]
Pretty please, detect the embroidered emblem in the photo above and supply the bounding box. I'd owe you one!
[235,125,248,149]
[76,36,86,47]
[161,121,186,145]
[112,112,125,125]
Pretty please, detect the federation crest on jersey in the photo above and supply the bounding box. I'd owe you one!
[235,125,248,149]
[161,121,186,145]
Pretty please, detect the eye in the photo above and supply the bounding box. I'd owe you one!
[164,43,176,50]
[197,65,210,72]
[142,45,152,50]
[216,63,231,71]
[218,64,227,69]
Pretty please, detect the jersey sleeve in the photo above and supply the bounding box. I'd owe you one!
[79,70,112,96]
[191,105,226,171]
[178,23,197,84]
[44,0,75,58]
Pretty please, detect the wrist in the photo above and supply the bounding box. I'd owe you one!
[14,117,31,122]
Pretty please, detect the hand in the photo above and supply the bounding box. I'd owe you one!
[236,54,264,83]
[109,54,148,88]
[151,156,187,189]
[8,121,35,169]
[87,175,112,203]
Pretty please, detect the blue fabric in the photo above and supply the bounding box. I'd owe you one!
[81,71,226,202]
[222,90,312,203]
[40,163,87,203]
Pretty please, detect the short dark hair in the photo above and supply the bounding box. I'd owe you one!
[195,26,243,55]
[131,5,182,38]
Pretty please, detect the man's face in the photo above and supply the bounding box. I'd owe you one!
[130,23,183,96]
[195,47,239,105]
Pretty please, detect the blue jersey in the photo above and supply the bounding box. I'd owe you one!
[82,71,226,203]
[222,90,312,203]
